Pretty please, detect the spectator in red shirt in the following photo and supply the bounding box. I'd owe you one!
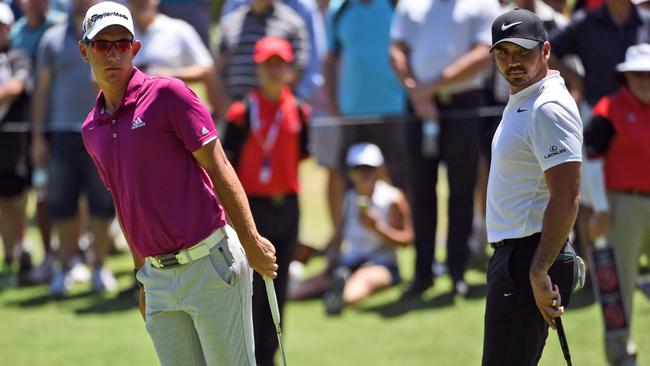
[583,43,650,366]
[221,36,310,366]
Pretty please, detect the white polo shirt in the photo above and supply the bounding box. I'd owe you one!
[134,14,213,73]
[390,0,499,95]
[486,71,582,243]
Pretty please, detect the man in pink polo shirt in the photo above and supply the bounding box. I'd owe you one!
[77,2,277,365]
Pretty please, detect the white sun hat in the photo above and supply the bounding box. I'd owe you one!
[616,43,650,73]
[82,1,135,41]
[346,143,384,168]
[0,3,15,26]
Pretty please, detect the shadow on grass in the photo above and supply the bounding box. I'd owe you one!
[8,289,97,308]
[75,286,139,315]
[361,291,455,318]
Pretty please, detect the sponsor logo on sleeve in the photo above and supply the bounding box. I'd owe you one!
[543,145,567,159]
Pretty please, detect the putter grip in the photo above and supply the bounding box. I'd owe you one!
[264,277,281,324]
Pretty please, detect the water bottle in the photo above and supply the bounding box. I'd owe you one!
[421,118,440,158]
[32,168,48,202]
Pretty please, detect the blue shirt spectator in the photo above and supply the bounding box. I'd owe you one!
[10,10,64,60]
[327,0,404,115]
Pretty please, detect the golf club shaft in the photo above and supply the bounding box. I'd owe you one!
[264,277,287,366]
[556,317,572,366]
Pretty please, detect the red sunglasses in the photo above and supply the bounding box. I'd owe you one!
[85,39,134,53]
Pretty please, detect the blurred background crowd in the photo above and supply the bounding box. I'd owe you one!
[0,0,649,365]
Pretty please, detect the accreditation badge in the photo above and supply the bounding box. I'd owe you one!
[259,156,272,184]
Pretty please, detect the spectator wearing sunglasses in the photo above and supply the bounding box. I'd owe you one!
[31,0,116,297]
[78,2,277,365]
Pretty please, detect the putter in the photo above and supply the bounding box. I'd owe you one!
[264,277,288,366]
[555,317,572,366]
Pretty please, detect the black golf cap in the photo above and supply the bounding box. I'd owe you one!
[490,8,547,52]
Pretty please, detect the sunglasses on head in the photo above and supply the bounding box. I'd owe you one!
[85,39,134,53]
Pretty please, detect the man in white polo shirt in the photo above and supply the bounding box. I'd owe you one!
[482,8,582,365]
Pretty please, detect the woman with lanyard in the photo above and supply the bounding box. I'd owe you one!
[221,36,310,366]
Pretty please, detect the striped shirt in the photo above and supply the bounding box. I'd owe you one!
[216,2,309,100]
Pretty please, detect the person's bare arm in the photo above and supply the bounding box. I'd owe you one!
[192,138,277,278]
[0,78,25,105]
[389,41,435,119]
[419,43,492,98]
[170,64,212,83]
[323,51,340,116]
[210,54,231,118]
[389,41,417,90]
[530,161,581,329]
[362,192,413,247]
[31,67,52,168]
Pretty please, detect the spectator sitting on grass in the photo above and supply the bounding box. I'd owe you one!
[288,143,413,315]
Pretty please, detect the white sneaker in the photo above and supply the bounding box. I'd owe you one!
[26,253,56,284]
[92,267,117,293]
[68,256,91,283]
[49,270,72,297]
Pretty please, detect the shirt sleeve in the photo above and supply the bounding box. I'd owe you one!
[219,0,246,18]
[584,115,615,158]
[178,21,214,67]
[529,102,583,171]
[8,49,31,83]
[163,78,217,152]
[472,0,500,46]
[291,15,311,70]
[390,1,412,44]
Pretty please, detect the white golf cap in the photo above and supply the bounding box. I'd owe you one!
[82,1,134,41]
[346,143,384,168]
[0,3,15,26]
[616,43,650,73]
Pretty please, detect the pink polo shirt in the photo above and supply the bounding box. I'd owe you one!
[81,68,227,258]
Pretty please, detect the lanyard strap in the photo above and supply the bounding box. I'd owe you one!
[249,95,283,156]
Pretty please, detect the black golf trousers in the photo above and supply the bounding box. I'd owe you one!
[248,195,299,366]
[482,234,576,366]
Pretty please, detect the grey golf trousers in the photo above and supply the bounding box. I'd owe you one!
[136,225,256,366]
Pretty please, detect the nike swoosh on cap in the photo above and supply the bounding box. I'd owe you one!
[501,21,523,31]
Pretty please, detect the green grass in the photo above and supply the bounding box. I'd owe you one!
[1,160,649,365]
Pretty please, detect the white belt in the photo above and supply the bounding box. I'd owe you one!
[148,227,227,269]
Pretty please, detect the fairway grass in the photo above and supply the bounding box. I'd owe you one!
[1,160,649,365]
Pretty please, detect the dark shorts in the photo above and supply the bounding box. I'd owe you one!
[0,173,29,197]
[338,255,401,286]
[47,132,115,220]
[482,233,576,366]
